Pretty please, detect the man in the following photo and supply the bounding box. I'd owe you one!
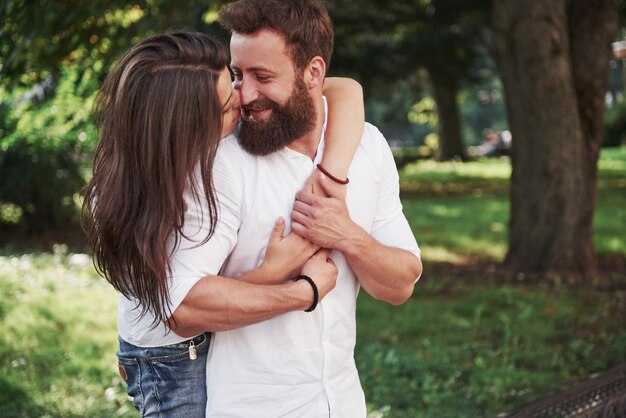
[197,1,423,416]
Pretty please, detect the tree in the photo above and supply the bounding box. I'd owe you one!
[327,0,492,161]
[492,0,619,282]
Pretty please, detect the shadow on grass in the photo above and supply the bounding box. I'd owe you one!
[0,374,47,417]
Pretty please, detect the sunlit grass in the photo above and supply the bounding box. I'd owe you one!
[403,157,512,181]
[401,146,626,262]
[0,246,134,418]
[598,146,626,176]
[403,195,509,261]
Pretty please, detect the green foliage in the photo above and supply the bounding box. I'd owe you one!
[459,84,508,146]
[0,0,227,231]
[0,1,225,88]
[328,0,492,92]
[0,65,98,230]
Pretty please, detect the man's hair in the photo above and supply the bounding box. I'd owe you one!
[82,30,228,328]
[219,0,334,71]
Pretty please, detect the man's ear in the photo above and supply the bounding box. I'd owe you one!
[303,56,326,90]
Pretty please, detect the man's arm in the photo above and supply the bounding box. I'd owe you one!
[291,129,422,305]
[291,176,421,305]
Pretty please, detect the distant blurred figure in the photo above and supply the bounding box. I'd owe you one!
[470,129,511,157]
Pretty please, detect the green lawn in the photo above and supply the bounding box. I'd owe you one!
[357,147,626,417]
[0,248,133,417]
[1,147,624,417]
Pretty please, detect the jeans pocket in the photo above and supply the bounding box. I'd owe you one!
[116,334,210,418]
[117,356,144,416]
[148,342,208,417]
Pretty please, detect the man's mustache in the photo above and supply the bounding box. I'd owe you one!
[241,98,276,113]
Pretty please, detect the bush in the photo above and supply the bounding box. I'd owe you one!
[0,66,98,230]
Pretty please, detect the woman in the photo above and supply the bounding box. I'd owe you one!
[82,30,363,416]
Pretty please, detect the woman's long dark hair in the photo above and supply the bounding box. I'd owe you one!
[82,31,229,327]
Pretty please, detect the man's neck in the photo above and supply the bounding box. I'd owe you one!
[286,95,326,160]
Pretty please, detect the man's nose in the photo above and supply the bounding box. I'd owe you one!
[235,78,258,105]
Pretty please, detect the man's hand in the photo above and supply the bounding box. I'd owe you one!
[291,174,361,250]
[259,217,320,283]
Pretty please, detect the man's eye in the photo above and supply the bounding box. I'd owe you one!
[256,75,270,82]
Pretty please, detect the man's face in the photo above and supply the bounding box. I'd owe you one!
[230,29,315,155]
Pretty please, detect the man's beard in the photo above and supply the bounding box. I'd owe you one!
[237,77,316,156]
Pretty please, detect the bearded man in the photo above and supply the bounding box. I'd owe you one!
[189,1,424,417]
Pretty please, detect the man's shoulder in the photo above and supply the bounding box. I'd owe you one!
[360,122,388,147]
[357,122,392,156]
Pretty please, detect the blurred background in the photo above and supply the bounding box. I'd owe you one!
[1,1,625,417]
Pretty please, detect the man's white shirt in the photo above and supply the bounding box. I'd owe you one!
[203,100,420,417]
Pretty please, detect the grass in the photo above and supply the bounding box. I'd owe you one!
[0,147,624,417]
[356,146,626,417]
[0,247,135,418]
[357,281,626,417]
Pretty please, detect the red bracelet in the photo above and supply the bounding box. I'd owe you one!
[316,164,349,185]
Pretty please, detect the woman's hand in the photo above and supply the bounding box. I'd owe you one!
[300,249,337,301]
[302,168,347,200]
[258,217,320,283]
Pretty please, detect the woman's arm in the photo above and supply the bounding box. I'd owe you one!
[238,79,366,283]
[168,249,337,337]
[308,77,364,198]
[239,217,319,284]
[167,217,328,337]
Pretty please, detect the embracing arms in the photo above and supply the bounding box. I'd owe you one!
[168,245,336,337]
[167,77,364,337]
[291,139,422,305]
[305,77,364,198]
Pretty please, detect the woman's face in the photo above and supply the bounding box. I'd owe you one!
[217,67,240,138]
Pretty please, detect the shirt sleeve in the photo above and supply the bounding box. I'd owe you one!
[369,129,421,263]
[165,140,243,313]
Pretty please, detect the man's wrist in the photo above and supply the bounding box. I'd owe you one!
[335,223,369,255]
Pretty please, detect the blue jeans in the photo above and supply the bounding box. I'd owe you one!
[117,333,211,417]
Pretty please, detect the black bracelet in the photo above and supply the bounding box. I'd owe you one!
[294,274,319,312]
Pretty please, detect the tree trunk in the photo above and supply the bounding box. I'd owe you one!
[568,0,619,281]
[429,72,466,161]
[492,0,617,283]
